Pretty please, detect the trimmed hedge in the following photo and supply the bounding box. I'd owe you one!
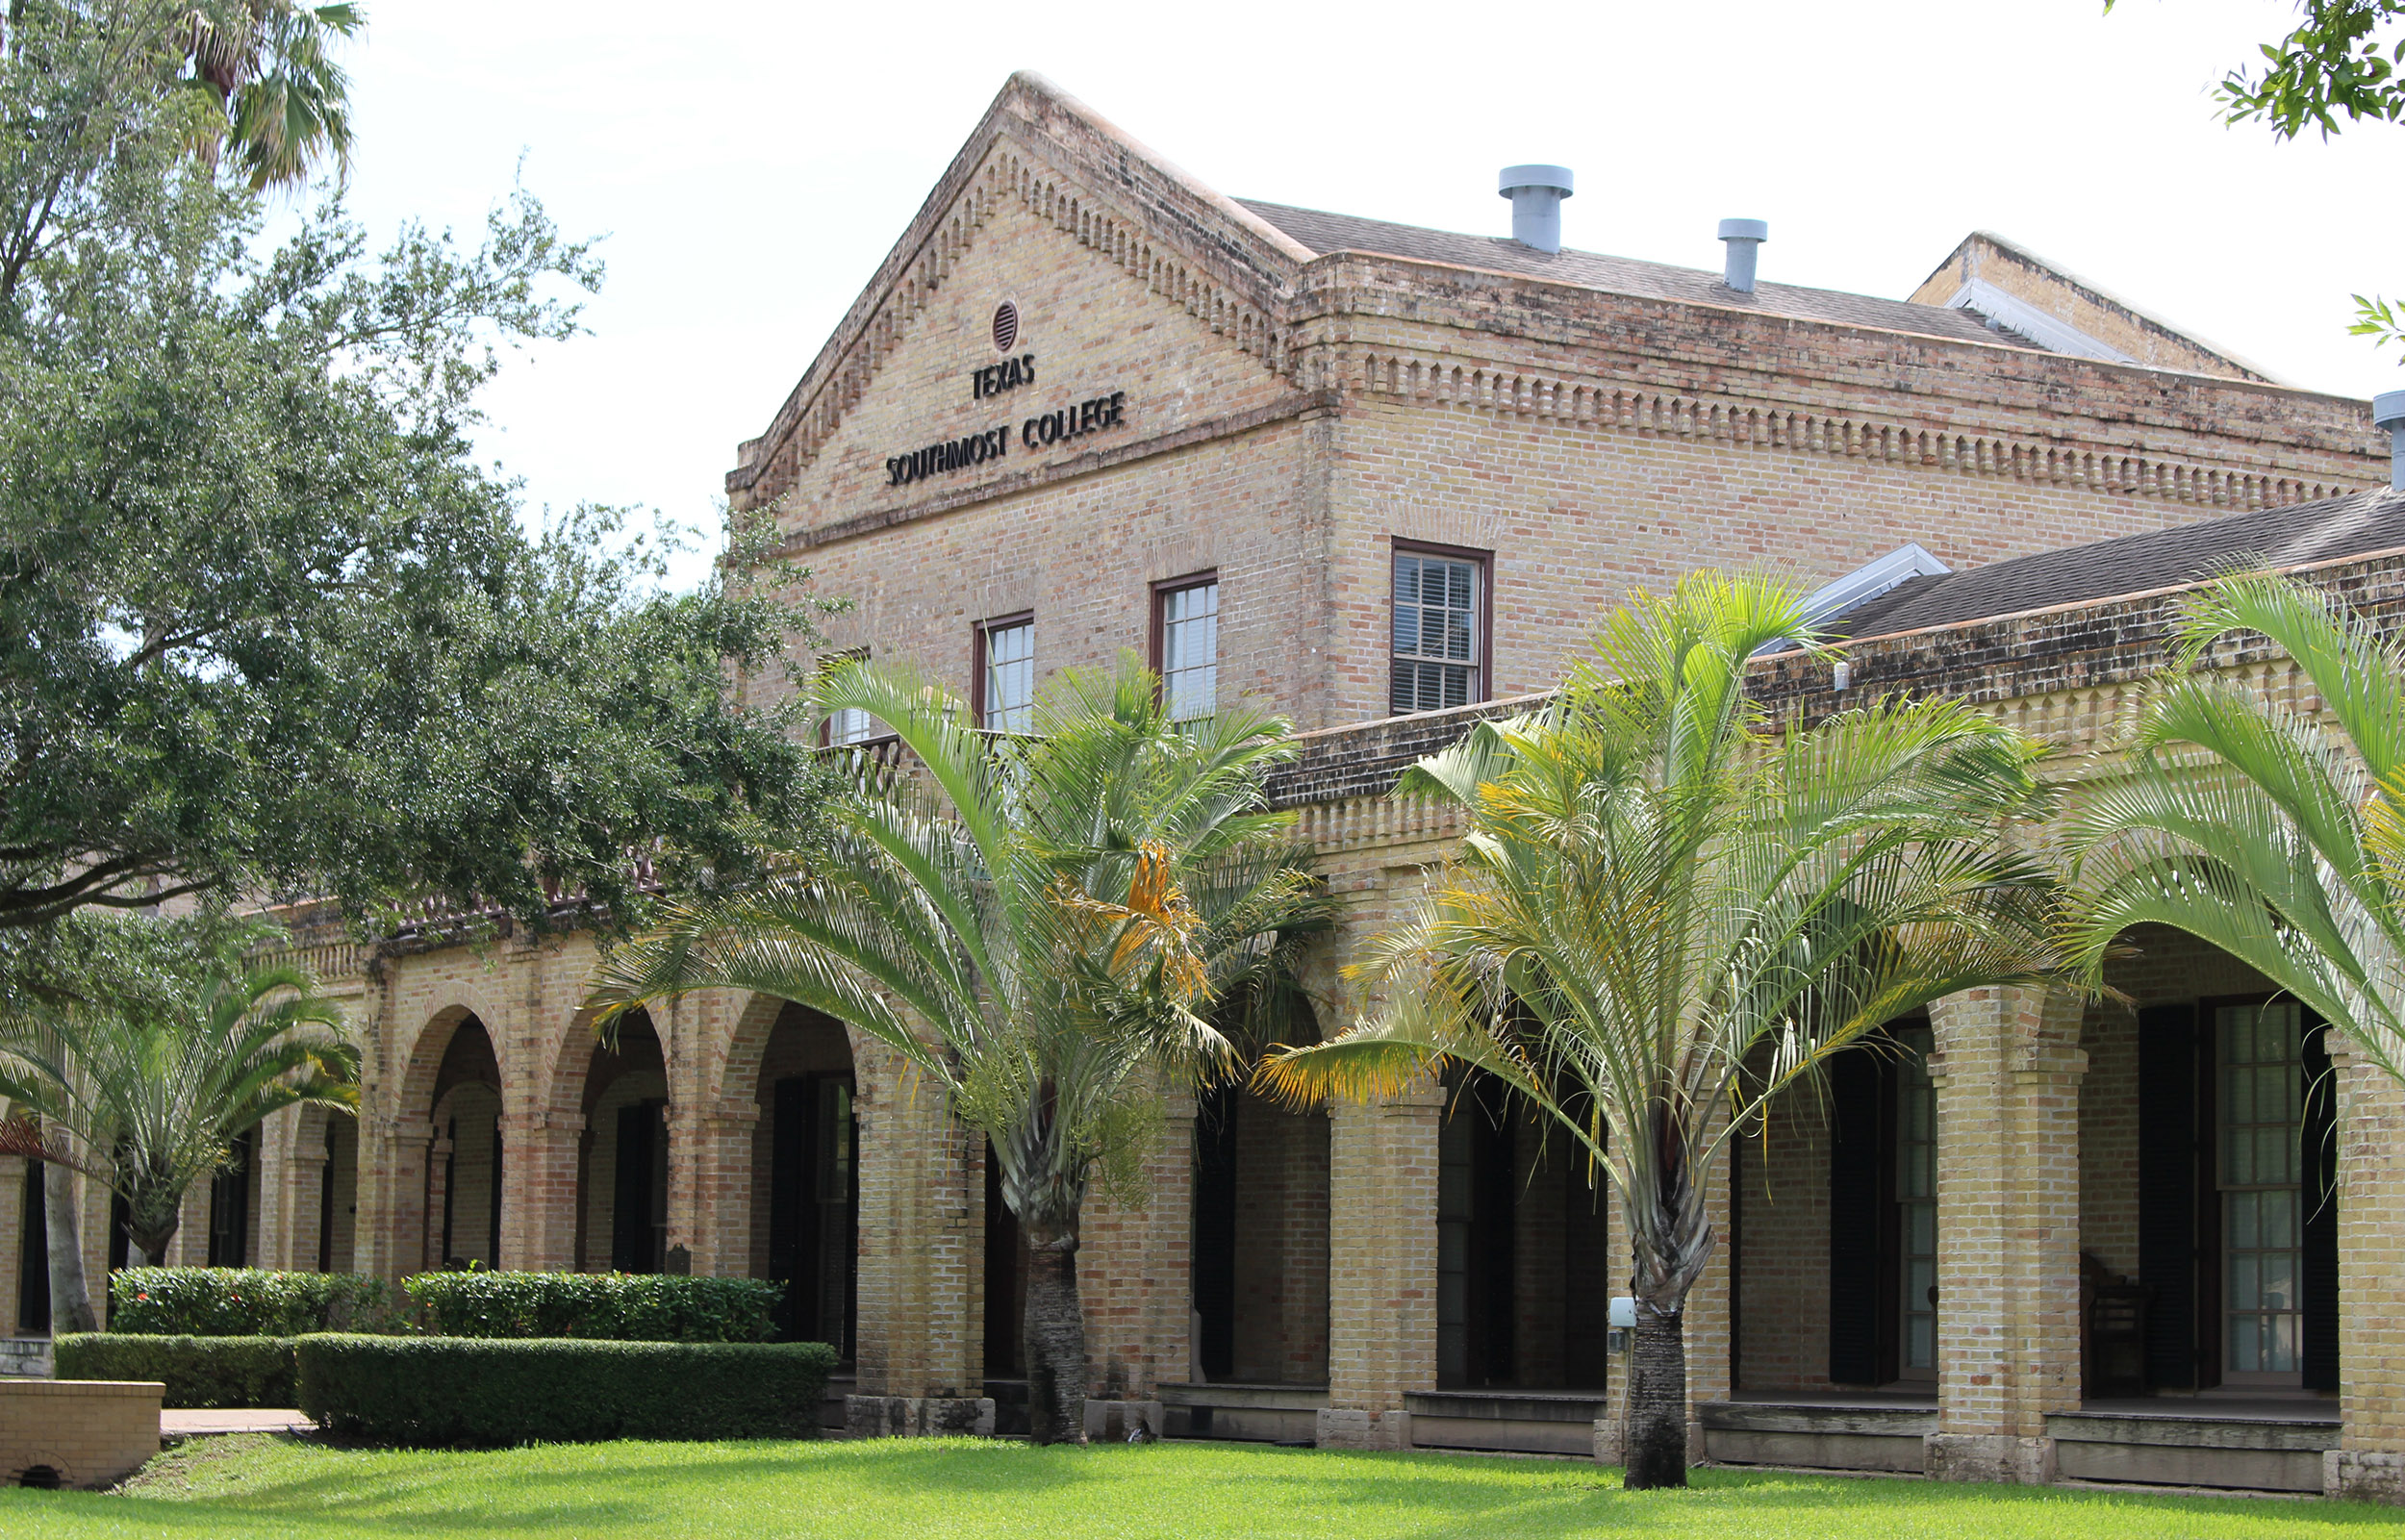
[403,1272,780,1342]
[56,1333,297,1408]
[109,1268,392,1336]
[295,1335,837,1446]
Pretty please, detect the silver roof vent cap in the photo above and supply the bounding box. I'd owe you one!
[2376,390,2405,492]
[1499,165,1574,254]
[1718,218,1769,293]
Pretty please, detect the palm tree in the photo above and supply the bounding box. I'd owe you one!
[2063,568,2405,1086]
[0,960,357,1265]
[1256,573,2063,1489]
[587,658,1329,1445]
[172,0,362,189]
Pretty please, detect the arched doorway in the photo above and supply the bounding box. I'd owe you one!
[427,1017,502,1271]
[575,1012,670,1274]
[745,1003,857,1353]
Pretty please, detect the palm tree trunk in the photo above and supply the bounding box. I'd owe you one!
[42,1160,98,1335]
[1022,1223,1088,1447]
[1623,1298,1689,1488]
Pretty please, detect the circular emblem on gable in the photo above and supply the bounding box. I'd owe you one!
[991,301,1020,353]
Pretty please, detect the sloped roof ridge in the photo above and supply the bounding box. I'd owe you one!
[1235,197,2030,353]
[1832,485,2405,641]
[1934,229,2282,385]
[729,72,1315,501]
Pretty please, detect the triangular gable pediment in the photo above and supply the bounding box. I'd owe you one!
[729,73,1317,511]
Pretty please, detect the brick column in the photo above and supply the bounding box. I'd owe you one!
[1683,1124,1736,1462]
[671,1100,760,1278]
[1077,1090,1195,1427]
[843,1037,991,1436]
[2328,1035,2405,1502]
[1923,985,2086,1483]
[0,1155,22,1319]
[1318,1081,1440,1450]
[252,1105,302,1271]
[356,1120,435,1285]
[498,1113,582,1273]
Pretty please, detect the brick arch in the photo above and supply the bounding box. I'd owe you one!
[394,1002,505,1130]
[545,1005,670,1126]
[713,992,863,1111]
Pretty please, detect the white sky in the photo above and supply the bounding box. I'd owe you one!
[329,0,2405,585]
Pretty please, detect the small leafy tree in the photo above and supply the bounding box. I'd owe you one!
[587,659,1329,1444]
[1257,574,2062,1488]
[2064,568,2405,1084]
[2110,0,2405,347]
[1,942,356,1266]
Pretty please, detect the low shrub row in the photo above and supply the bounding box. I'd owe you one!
[403,1271,782,1342]
[295,1336,837,1446]
[109,1268,392,1337]
[55,1334,297,1408]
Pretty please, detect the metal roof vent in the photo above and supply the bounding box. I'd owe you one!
[1498,165,1574,253]
[1718,219,1768,293]
[2377,390,2405,492]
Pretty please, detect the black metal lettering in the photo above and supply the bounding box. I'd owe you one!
[1108,391,1126,426]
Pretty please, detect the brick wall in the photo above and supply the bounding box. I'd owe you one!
[0,1378,159,1490]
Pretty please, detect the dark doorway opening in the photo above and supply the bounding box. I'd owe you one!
[612,1099,669,1274]
[1436,1073,1609,1391]
[206,1129,254,1269]
[15,1160,47,1334]
[983,1139,1026,1376]
[767,1073,856,1355]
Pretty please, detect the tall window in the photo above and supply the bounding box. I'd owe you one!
[1155,575,1219,722]
[977,616,1034,733]
[1895,1024,1938,1377]
[1392,546,1485,715]
[2221,1000,2303,1382]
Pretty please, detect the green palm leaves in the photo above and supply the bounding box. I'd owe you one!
[0,959,356,1263]
[586,655,1329,1442]
[2064,568,2405,1085]
[1256,571,2061,1488]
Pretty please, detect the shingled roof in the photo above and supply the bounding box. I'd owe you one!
[1238,199,2043,353]
[1828,486,2405,640]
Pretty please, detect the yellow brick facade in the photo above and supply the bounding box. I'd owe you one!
[8,69,2403,1502]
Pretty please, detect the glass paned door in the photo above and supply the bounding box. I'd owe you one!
[2219,1001,2304,1382]
[1896,1025,1938,1376]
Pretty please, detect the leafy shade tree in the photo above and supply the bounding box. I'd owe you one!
[1256,574,2063,1489]
[2108,0,2405,346]
[0,8,833,939]
[2064,569,2405,1085]
[587,660,1329,1444]
[1,932,356,1268]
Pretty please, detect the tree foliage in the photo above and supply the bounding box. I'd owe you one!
[0,6,835,937]
[0,914,356,1264]
[1257,574,2063,1488]
[2116,0,2405,347]
[2064,568,2405,1084]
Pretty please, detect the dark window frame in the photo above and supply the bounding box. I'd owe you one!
[971,610,1035,731]
[1149,569,1220,719]
[1388,538,1493,717]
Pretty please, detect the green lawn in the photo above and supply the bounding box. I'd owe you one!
[0,1434,2391,1538]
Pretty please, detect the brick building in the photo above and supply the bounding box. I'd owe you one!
[7,70,2403,1499]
